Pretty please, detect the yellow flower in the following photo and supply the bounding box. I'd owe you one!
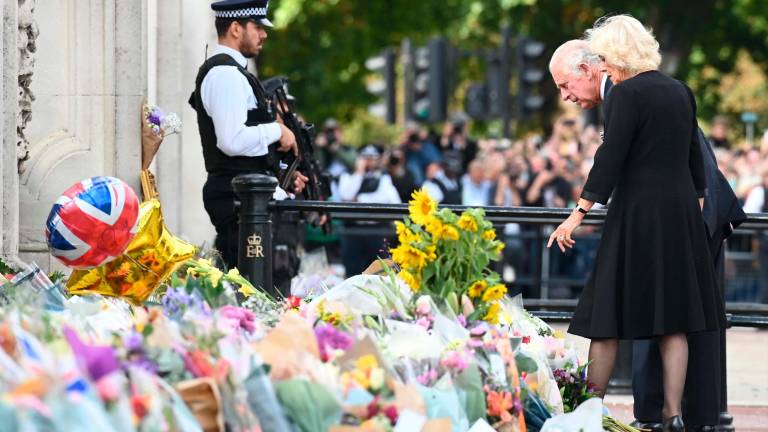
[442,225,460,241]
[424,216,443,236]
[427,217,460,242]
[409,188,437,225]
[209,267,224,287]
[482,284,507,302]
[494,241,505,255]
[398,269,421,292]
[458,214,478,232]
[238,282,257,297]
[482,229,496,241]
[390,244,428,270]
[424,244,437,261]
[395,221,419,245]
[484,302,501,324]
[356,354,379,372]
[468,280,488,298]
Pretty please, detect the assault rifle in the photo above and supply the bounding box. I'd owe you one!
[264,78,332,234]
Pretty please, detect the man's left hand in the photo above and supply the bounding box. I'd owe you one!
[293,171,309,193]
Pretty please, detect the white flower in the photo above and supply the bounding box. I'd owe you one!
[369,367,385,390]
[161,112,182,136]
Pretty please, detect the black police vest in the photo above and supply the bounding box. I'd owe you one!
[189,53,275,175]
[358,173,382,194]
[763,188,768,213]
[434,177,462,205]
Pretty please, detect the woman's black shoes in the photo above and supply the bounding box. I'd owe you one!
[661,415,685,432]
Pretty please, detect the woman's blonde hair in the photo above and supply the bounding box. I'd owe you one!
[585,14,661,75]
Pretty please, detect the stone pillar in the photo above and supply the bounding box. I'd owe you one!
[154,0,216,245]
[113,0,145,192]
[1,0,21,263]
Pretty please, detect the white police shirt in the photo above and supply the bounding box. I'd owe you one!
[200,44,282,158]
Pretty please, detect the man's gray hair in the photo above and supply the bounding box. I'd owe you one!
[550,40,601,76]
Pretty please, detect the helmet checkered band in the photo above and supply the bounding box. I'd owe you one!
[215,7,267,18]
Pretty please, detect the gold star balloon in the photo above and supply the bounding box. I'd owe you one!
[67,199,196,304]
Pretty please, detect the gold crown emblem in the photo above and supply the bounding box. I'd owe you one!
[247,234,262,246]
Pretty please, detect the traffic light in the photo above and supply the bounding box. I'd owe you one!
[516,37,546,121]
[407,37,449,123]
[465,82,489,121]
[365,48,396,124]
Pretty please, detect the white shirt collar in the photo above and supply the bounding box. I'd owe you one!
[600,73,608,100]
[213,44,248,68]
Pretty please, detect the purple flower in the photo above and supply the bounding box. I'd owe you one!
[162,286,207,320]
[314,323,353,362]
[148,107,164,126]
[64,327,121,382]
[122,331,157,374]
[456,314,467,327]
[123,331,143,352]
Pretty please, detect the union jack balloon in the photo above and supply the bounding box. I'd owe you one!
[45,176,140,269]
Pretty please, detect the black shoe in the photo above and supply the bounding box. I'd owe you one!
[662,415,684,432]
[630,420,663,432]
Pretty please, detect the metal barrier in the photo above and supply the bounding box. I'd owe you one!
[232,174,768,428]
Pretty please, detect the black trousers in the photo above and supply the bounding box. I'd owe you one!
[202,174,240,270]
[632,231,726,426]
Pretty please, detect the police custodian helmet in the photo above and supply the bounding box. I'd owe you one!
[211,0,273,28]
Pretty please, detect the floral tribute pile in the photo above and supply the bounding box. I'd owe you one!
[0,190,639,431]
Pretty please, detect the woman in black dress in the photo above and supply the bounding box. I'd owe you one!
[547,15,723,432]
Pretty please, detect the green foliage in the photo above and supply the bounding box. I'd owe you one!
[342,110,402,148]
[261,0,768,135]
[0,258,18,275]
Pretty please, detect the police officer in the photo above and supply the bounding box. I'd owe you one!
[189,0,307,270]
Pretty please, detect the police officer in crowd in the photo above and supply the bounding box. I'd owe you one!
[189,0,308,269]
[337,145,401,276]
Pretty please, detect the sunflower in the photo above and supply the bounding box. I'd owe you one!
[395,221,420,245]
[408,189,437,226]
[424,244,437,261]
[482,229,496,241]
[398,269,420,292]
[482,283,507,302]
[494,241,505,255]
[483,302,501,324]
[424,216,444,238]
[390,244,428,270]
[442,225,460,241]
[468,280,488,298]
[427,218,460,242]
[458,214,478,232]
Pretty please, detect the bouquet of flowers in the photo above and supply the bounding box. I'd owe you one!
[390,189,507,324]
[141,102,182,170]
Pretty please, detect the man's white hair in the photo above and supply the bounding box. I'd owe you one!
[549,40,601,76]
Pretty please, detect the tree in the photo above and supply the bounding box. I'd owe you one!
[260,0,768,135]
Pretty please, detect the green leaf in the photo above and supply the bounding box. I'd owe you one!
[514,351,539,374]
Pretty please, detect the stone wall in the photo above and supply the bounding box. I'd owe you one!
[2,0,218,269]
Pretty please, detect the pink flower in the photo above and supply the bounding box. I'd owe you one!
[441,350,469,372]
[415,316,432,330]
[314,323,354,362]
[415,295,432,315]
[218,305,256,333]
[95,374,121,402]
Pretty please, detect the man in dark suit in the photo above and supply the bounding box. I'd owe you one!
[550,40,746,431]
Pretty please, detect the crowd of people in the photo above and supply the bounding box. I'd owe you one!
[314,112,768,303]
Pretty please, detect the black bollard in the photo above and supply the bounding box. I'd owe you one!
[232,174,277,298]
